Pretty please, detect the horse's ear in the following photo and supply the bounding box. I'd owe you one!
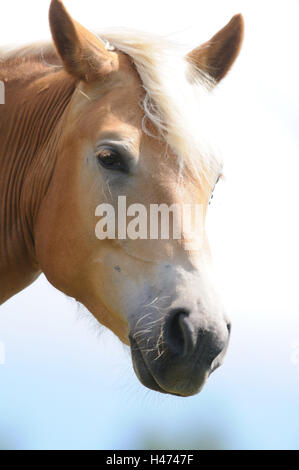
[187,14,244,84]
[49,0,117,81]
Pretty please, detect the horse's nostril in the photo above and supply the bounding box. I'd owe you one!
[165,308,228,363]
[165,308,192,357]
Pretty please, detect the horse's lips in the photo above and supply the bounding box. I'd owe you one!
[130,337,168,394]
[129,336,217,397]
[129,337,203,397]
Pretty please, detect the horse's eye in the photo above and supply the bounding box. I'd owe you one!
[96,147,127,171]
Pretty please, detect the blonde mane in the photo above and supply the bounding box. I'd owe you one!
[1,29,222,183]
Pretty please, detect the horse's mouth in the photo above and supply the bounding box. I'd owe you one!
[129,337,208,397]
[128,313,230,396]
[130,337,169,395]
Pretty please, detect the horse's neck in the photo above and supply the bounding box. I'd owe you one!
[0,53,75,303]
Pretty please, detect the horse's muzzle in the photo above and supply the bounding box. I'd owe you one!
[129,308,230,396]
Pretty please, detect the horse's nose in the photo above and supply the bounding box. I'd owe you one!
[130,306,230,396]
[165,308,229,367]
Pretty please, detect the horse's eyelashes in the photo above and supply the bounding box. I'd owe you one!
[209,174,222,205]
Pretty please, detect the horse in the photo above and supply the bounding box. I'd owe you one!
[0,0,244,396]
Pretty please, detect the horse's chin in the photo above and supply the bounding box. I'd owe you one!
[129,337,207,397]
